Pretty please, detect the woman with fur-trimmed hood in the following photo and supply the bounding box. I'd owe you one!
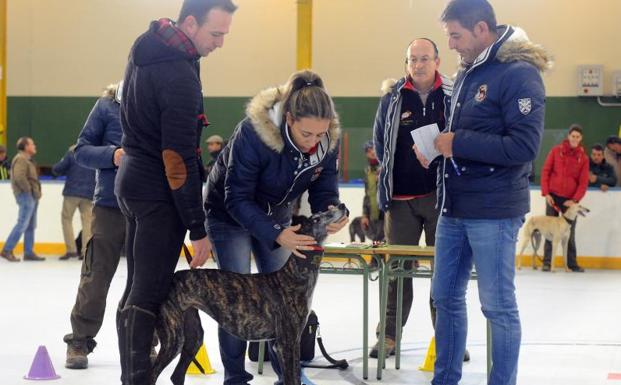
[204,70,348,384]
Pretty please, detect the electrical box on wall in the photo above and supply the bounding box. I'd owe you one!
[613,71,621,97]
[578,65,604,96]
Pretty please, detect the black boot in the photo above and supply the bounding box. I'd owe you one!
[118,306,156,385]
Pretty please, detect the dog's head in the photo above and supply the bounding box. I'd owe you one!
[563,204,590,221]
[292,203,349,244]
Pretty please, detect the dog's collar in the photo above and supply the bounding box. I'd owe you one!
[562,216,574,225]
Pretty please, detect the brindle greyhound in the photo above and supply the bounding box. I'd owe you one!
[151,204,348,385]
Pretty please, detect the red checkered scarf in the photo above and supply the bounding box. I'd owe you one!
[155,18,198,57]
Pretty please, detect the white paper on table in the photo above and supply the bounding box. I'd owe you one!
[410,123,441,162]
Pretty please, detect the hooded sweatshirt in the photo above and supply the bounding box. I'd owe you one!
[115,19,207,240]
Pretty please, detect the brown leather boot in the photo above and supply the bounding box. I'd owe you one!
[369,337,396,359]
[63,334,96,369]
[0,250,20,262]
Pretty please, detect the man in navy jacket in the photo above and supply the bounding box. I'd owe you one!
[62,83,126,370]
[415,1,550,384]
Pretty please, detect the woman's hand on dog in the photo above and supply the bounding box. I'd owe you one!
[277,224,316,258]
[190,237,213,268]
[326,205,349,234]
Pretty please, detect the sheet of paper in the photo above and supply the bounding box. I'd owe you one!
[410,123,441,162]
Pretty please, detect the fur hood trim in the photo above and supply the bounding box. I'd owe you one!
[496,26,553,72]
[245,86,341,153]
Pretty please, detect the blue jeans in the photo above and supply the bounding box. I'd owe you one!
[206,214,291,385]
[3,193,38,255]
[431,215,524,385]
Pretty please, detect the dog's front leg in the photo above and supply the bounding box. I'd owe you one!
[272,335,302,385]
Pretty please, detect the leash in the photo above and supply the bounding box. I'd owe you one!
[191,358,206,374]
[301,328,349,370]
[182,243,193,264]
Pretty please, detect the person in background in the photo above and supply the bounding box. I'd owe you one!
[541,124,589,272]
[0,145,10,180]
[1,137,44,262]
[361,140,384,243]
[604,135,621,186]
[589,143,617,191]
[52,144,96,259]
[205,134,224,175]
[62,82,126,370]
[372,37,452,359]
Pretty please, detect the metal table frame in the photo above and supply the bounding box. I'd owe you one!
[256,244,491,382]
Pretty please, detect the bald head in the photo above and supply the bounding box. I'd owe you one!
[405,38,440,91]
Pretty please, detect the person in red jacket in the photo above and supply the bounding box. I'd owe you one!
[540,124,589,272]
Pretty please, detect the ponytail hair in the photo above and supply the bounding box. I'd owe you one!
[281,70,336,123]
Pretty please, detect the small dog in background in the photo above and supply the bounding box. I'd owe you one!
[517,204,589,271]
[349,216,385,243]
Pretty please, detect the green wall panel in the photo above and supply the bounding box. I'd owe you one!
[7,96,621,183]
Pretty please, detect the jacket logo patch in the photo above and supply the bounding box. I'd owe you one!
[310,167,323,182]
[474,84,487,102]
[518,98,532,115]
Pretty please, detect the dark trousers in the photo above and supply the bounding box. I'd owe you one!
[381,193,439,339]
[117,198,186,313]
[70,205,126,340]
[543,194,580,269]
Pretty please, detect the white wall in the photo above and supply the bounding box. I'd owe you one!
[1,182,619,258]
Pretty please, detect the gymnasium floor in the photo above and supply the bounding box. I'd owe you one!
[1,257,619,385]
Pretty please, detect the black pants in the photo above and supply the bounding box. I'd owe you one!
[381,193,439,339]
[70,205,126,340]
[543,194,580,269]
[117,198,186,314]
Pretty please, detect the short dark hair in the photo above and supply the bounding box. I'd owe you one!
[178,0,237,25]
[591,144,604,152]
[406,38,439,62]
[16,137,32,151]
[441,0,497,32]
[606,135,621,145]
[568,124,583,136]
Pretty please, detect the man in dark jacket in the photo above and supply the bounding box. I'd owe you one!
[416,1,549,384]
[52,145,96,259]
[589,144,617,191]
[115,1,235,383]
[62,83,126,370]
[372,38,452,359]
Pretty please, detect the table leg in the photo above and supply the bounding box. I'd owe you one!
[258,340,265,375]
[377,257,389,380]
[395,259,404,370]
[362,256,370,379]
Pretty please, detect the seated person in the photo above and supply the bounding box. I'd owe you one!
[589,144,617,191]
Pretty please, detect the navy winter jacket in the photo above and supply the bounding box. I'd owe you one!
[115,20,207,240]
[205,86,342,248]
[52,146,96,200]
[75,95,123,208]
[373,73,452,211]
[439,26,550,219]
